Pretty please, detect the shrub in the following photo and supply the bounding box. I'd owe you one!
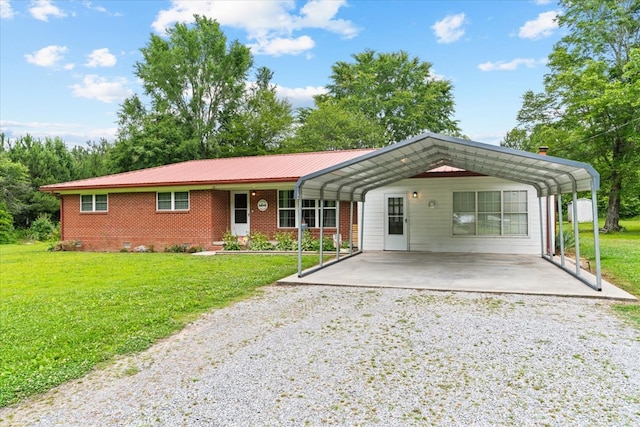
[28,213,57,241]
[0,202,15,244]
[248,232,274,251]
[556,230,575,252]
[223,231,242,251]
[275,231,296,251]
[300,229,317,251]
[164,244,187,253]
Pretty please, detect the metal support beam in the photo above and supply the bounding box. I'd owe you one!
[572,191,581,277]
[591,186,602,291]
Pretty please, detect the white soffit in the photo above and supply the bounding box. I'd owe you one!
[295,132,600,202]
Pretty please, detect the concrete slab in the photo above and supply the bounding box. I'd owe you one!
[278,251,637,301]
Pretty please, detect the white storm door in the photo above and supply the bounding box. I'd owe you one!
[231,192,250,236]
[384,194,408,251]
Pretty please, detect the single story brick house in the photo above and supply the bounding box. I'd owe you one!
[40,149,371,252]
[41,132,603,289]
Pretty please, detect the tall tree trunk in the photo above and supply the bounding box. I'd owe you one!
[602,169,622,233]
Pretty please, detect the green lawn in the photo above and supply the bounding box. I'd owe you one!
[1,221,639,408]
[0,244,319,407]
[575,218,640,326]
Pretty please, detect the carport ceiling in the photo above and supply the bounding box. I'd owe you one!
[295,132,600,202]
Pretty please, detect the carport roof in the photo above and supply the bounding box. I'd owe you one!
[295,132,600,202]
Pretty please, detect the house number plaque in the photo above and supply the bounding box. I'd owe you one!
[257,199,268,211]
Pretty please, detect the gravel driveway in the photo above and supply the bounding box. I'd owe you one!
[2,285,639,426]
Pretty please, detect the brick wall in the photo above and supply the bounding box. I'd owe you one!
[60,188,358,251]
[61,190,222,251]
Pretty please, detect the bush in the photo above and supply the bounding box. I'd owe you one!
[275,231,296,251]
[0,202,15,244]
[556,230,575,252]
[223,231,242,251]
[248,232,274,251]
[28,213,57,241]
[164,244,187,253]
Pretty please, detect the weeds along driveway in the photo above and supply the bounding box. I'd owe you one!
[2,285,639,426]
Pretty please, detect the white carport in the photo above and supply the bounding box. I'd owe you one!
[294,132,603,291]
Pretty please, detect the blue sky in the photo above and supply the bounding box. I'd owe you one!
[0,0,564,147]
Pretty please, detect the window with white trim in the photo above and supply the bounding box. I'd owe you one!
[453,190,527,236]
[278,190,338,228]
[80,194,108,212]
[157,191,189,211]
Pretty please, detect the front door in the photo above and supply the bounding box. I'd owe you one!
[231,192,250,236]
[384,194,408,250]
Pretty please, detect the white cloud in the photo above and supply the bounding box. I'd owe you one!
[25,45,68,67]
[85,48,117,68]
[276,84,326,108]
[533,0,553,4]
[29,0,66,21]
[0,119,117,145]
[519,10,560,40]
[432,13,466,44]
[248,35,315,56]
[151,0,359,56]
[1,0,15,19]
[70,74,132,103]
[478,58,542,71]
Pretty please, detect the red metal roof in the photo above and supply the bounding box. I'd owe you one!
[41,149,377,192]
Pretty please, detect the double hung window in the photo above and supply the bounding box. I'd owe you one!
[80,194,108,212]
[157,191,189,211]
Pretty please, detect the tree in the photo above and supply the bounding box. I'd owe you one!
[112,95,198,172]
[504,0,640,231]
[218,67,294,157]
[320,49,460,143]
[281,103,387,152]
[130,15,253,159]
[0,152,31,225]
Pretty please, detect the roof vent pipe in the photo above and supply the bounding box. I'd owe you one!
[538,146,549,156]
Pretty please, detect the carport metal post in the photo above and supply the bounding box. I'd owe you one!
[557,192,566,268]
[348,200,354,255]
[319,198,324,268]
[297,199,303,277]
[538,197,545,257]
[572,190,581,278]
[335,199,341,261]
[591,185,602,290]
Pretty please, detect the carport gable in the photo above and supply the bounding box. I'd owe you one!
[294,132,599,202]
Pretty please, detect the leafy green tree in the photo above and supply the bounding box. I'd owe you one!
[70,139,115,179]
[0,153,30,227]
[319,49,460,143]
[219,67,294,157]
[113,95,198,171]
[505,0,640,231]
[0,200,14,243]
[282,103,387,152]
[130,15,253,159]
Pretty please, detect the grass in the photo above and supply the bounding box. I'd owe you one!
[1,219,639,407]
[0,244,319,407]
[573,218,640,326]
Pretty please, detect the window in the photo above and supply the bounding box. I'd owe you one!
[80,194,108,212]
[278,190,296,228]
[157,191,189,211]
[277,190,338,228]
[453,190,527,236]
